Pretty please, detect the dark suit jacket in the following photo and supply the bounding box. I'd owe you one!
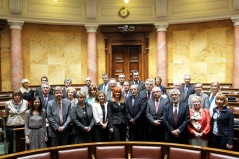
[40,94,55,110]
[71,103,95,135]
[125,94,147,123]
[163,101,189,143]
[146,97,169,132]
[123,90,131,100]
[139,89,153,100]
[35,86,54,96]
[211,106,234,145]
[180,84,195,100]
[98,82,110,92]
[107,100,127,129]
[129,80,145,91]
[47,99,71,138]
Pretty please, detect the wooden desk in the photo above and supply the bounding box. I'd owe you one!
[12,128,25,153]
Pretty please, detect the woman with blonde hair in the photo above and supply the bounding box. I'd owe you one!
[92,91,109,142]
[107,87,127,141]
[210,93,234,150]
[209,81,221,116]
[66,87,78,106]
[20,79,34,106]
[188,96,210,146]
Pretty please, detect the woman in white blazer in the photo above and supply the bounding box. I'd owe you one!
[92,91,109,142]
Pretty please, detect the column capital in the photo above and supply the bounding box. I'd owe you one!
[232,17,239,26]
[8,20,24,30]
[85,25,98,33]
[155,23,168,32]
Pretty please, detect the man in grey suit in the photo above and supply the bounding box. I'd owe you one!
[81,76,92,97]
[180,74,195,101]
[106,78,117,100]
[98,73,110,93]
[47,86,71,146]
[168,80,187,103]
[129,71,145,91]
[188,82,209,108]
[139,79,154,100]
[146,87,169,142]
[39,82,55,111]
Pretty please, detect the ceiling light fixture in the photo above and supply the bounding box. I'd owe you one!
[124,0,129,4]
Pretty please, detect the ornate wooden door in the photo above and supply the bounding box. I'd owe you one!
[112,46,141,81]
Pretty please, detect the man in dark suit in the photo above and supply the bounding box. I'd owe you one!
[39,82,55,111]
[180,74,195,101]
[62,78,73,99]
[35,76,54,96]
[123,81,131,100]
[126,84,147,141]
[129,71,145,91]
[139,79,153,100]
[98,73,110,93]
[163,88,190,144]
[146,87,169,142]
[47,86,71,146]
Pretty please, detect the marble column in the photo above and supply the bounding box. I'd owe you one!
[85,25,98,85]
[8,20,24,90]
[155,24,168,87]
[232,18,239,88]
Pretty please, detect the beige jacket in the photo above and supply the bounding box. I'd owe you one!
[5,99,28,126]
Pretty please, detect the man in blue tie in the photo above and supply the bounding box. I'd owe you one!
[98,73,110,93]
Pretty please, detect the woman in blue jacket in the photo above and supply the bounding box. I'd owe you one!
[210,93,234,150]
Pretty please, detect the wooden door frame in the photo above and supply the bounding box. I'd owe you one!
[100,25,153,81]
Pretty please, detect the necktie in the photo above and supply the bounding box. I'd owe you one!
[184,86,188,93]
[147,92,150,100]
[58,102,63,126]
[125,92,128,98]
[44,96,48,108]
[101,105,106,123]
[174,105,178,126]
[155,100,159,112]
[132,97,135,107]
[103,84,107,93]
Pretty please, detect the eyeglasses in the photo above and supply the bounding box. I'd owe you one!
[152,91,161,93]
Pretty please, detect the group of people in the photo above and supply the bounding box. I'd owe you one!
[4,72,234,154]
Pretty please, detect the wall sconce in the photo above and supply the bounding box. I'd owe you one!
[124,0,129,4]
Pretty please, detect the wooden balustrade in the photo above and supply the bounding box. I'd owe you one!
[0,142,238,159]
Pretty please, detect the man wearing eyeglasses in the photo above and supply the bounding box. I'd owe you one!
[146,87,169,142]
[117,73,125,89]
[35,76,54,96]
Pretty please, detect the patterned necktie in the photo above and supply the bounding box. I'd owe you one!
[58,102,63,126]
[155,100,159,112]
[44,96,48,108]
[174,105,178,126]
[147,92,150,100]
